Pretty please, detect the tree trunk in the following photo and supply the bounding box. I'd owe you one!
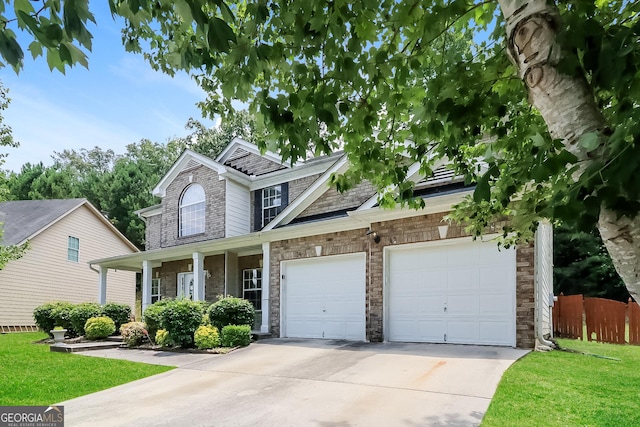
[499,0,640,304]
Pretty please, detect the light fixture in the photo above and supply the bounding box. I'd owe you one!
[366,229,381,244]
[438,224,449,239]
[315,245,322,256]
[259,259,263,268]
[188,263,192,271]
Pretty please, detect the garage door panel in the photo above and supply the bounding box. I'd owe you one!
[283,254,366,341]
[479,294,512,315]
[417,296,445,314]
[388,241,515,346]
[448,268,479,290]
[447,295,478,315]
[447,321,479,343]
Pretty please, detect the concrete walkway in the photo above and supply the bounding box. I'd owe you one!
[63,339,528,427]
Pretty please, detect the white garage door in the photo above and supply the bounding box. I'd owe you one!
[387,240,516,346]
[282,253,366,340]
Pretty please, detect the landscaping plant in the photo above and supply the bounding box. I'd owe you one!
[159,299,204,348]
[70,303,103,336]
[120,322,147,347]
[155,329,170,347]
[143,299,170,339]
[208,296,255,330]
[194,325,220,349]
[220,325,251,347]
[84,316,116,340]
[102,302,132,331]
[33,302,75,337]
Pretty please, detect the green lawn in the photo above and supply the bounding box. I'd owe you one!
[482,339,640,426]
[0,332,173,406]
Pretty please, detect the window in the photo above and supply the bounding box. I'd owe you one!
[67,236,79,262]
[151,278,161,304]
[243,269,262,310]
[262,185,281,227]
[179,184,205,237]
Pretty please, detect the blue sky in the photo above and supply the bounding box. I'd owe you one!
[0,2,215,173]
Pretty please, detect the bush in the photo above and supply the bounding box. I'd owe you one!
[102,303,132,331]
[155,329,171,347]
[208,297,255,330]
[120,322,147,347]
[160,299,204,348]
[84,316,116,340]
[143,299,171,339]
[70,303,103,336]
[33,302,76,336]
[194,325,220,349]
[220,325,251,347]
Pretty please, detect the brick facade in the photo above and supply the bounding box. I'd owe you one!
[268,211,536,348]
[147,165,227,250]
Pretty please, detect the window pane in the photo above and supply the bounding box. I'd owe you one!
[181,184,205,206]
[180,184,206,237]
[67,237,79,262]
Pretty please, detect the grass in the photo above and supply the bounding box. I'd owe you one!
[0,332,173,406]
[482,339,640,426]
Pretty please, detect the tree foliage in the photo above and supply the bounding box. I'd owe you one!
[1,1,639,295]
[0,80,27,269]
[5,113,257,247]
[554,224,628,302]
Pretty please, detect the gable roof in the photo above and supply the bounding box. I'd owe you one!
[152,149,228,197]
[216,137,291,168]
[0,198,139,252]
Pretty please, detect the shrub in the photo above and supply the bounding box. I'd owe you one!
[102,303,132,331]
[120,322,147,347]
[220,325,251,347]
[208,297,255,330]
[194,325,220,349]
[84,316,116,340]
[33,302,75,336]
[155,329,171,347]
[160,299,204,348]
[70,303,103,336]
[143,299,171,339]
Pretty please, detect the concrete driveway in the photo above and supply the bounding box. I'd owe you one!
[62,339,528,427]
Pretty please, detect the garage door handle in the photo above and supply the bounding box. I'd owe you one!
[443,307,447,312]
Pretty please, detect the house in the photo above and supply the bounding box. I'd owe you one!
[91,138,554,348]
[0,199,138,332]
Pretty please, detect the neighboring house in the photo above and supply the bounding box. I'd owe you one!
[0,199,138,332]
[92,138,554,348]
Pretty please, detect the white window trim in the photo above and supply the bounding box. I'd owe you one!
[151,278,161,304]
[179,184,206,237]
[243,268,263,310]
[67,236,79,262]
[262,185,281,227]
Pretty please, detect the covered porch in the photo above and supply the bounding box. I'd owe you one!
[91,235,272,334]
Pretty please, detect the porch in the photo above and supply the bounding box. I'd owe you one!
[91,236,272,334]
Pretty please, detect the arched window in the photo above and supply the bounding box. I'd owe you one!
[179,184,205,237]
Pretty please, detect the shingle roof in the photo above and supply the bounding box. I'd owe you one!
[0,199,86,245]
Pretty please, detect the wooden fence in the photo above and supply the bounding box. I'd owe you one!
[553,294,640,345]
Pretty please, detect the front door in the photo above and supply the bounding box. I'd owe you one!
[177,272,195,300]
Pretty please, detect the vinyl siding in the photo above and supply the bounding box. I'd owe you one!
[0,205,136,327]
[225,180,250,237]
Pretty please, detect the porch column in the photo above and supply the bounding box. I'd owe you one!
[142,260,153,312]
[98,266,107,305]
[261,242,270,334]
[193,252,205,301]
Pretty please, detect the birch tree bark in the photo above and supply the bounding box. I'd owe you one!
[499,0,640,304]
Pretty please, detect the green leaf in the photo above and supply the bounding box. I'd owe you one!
[578,132,600,152]
[531,133,546,147]
[207,17,236,53]
[473,172,491,203]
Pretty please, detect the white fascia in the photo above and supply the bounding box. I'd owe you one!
[216,137,294,167]
[152,150,228,197]
[262,155,351,231]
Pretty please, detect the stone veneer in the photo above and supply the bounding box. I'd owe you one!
[269,211,536,348]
